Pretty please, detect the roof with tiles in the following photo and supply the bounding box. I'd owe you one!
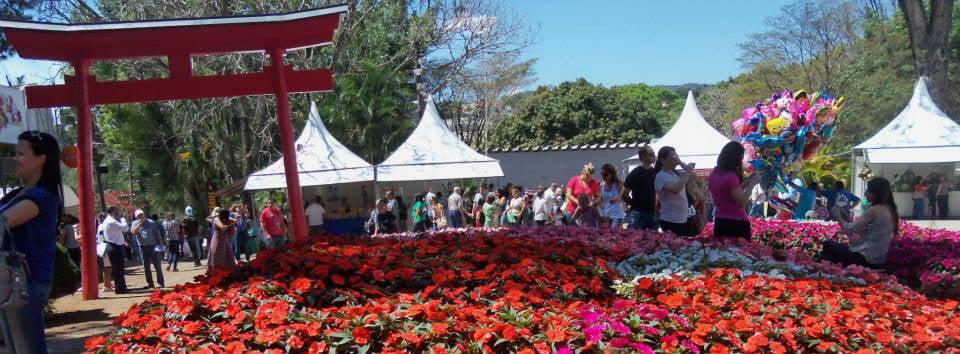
[486,142,647,153]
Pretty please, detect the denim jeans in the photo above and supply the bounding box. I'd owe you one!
[447,210,464,228]
[912,198,925,219]
[0,281,51,354]
[233,232,252,262]
[167,239,182,268]
[265,235,287,249]
[608,217,625,228]
[937,196,949,219]
[186,237,203,265]
[140,246,165,287]
[627,210,657,230]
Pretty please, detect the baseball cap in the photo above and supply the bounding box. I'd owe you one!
[135,209,145,218]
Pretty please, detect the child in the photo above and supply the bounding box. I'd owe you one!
[572,194,599,227]
[482,195,499,227]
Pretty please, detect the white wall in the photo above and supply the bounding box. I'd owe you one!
[487,148,638,189]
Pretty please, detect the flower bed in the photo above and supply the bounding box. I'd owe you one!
[86,226,960,353]
[722,219,960,299]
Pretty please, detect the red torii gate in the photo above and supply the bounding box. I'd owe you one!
[0,5,347,300]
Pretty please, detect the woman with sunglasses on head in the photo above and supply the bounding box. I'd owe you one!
[564,163,602,226]
[822,177,898,268]
[0,131,63,353]
[654,146,696,236]
[599,164,626,228]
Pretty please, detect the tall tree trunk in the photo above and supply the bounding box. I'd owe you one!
[899,0,954,112]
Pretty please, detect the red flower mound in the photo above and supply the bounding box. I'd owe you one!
[84,227,960,353]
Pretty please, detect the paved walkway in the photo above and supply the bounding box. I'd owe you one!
[907,219,960,231]
[2,259,211,354]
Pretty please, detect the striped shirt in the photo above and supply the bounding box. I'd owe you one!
[162,219,181,241]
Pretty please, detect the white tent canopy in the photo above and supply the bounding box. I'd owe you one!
[244,102,376,190]
[855,77,960,163]
[376,97,503,182]
[622,91,731,171]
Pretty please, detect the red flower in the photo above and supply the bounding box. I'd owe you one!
[353,326,371,345]
[83,336,106,350]
[545,328,567,343]
[291,278,312,293]
[502,325,517,341]
[308,341,328,354]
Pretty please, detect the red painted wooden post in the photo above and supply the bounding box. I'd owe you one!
[74,59,99,300]
[269,48,308,242]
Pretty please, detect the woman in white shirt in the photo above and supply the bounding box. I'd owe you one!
[654,146,696,236]
[533,188,549,226]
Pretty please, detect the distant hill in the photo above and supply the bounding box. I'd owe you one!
[654,83,712,96]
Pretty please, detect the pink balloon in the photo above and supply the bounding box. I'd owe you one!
[742,142,757,163]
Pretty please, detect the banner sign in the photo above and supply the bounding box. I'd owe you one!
[0,86,27,145]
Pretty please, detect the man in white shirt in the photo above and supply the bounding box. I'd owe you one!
[306,195,326,236]
[447,187,467,228]
[385,190,397,212]
[543,183,560,225]
[472,185,487,226]
[101,205,130,293]
[424,187,436,205]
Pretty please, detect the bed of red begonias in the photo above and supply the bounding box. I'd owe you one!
[85,225,960,354]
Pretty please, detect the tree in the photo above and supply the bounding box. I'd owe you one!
[409,0,536,115]
[319,60,416,165]
[899,0,955,116]
[81,0,532,212]
[1,1,101,60]
[435,53,536,149]
[737,0,862,93]
[489,79,679,148]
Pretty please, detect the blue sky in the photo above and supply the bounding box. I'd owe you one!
[1,0,793,87]
[513,0,792,87]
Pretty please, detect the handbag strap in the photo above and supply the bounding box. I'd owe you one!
[0,214,15,252]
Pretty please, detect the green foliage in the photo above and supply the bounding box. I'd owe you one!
[319,60,416,164]
[489,79,680,148]
[85,0,427,213]
[797,147,852,187]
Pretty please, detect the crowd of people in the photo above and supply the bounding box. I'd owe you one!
[909,172,954,219]
[362,142,900,273]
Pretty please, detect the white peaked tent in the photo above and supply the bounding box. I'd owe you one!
[622,91,731,172]
[376,97,504,182]
[852,77,960,218]
[245,102,376,190]
[855,77,960,163]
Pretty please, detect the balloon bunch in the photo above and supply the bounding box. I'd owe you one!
[733,89,845,196]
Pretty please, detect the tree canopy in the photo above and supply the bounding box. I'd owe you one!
[488,79,681,149]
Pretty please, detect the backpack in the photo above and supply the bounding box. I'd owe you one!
[398,199,408,220]
[182,217,199,238]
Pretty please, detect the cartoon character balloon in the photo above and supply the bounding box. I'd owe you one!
[735,89,845,212]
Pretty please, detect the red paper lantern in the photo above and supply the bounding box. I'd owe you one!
[62,145,79,168]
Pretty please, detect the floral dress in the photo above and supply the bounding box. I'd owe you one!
[208,219,237,272]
